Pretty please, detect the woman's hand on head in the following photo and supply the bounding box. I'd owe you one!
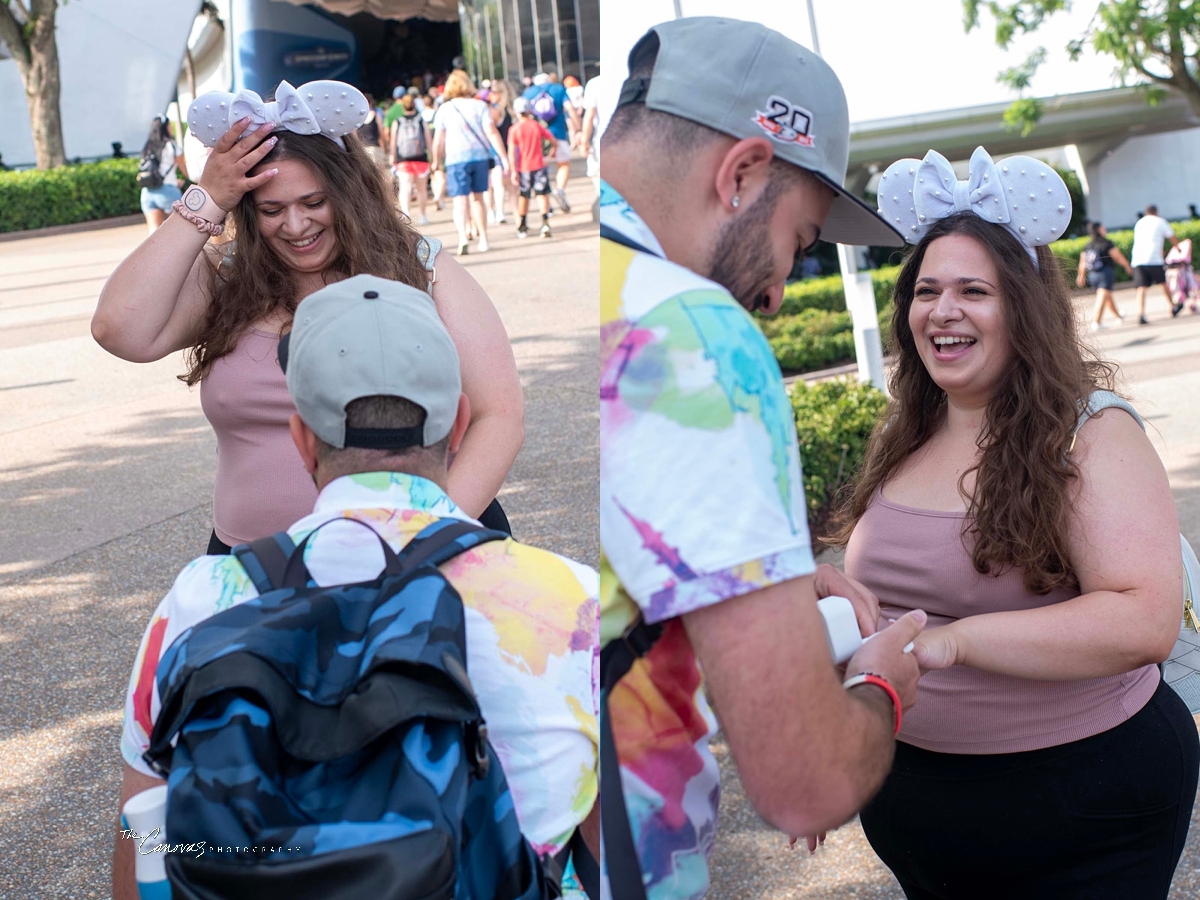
[198,118,281,211]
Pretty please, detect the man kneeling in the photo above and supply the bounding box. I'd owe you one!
[113,276,598,898]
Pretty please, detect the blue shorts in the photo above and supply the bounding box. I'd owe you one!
[1087,265,1115,291]
[445,159,490,197]
[141,183,181,214]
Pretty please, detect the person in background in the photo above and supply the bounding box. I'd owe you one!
[563,74,584,113]
[507,97,555,239]
[1130,204,1181,324]
[137,116,186,235]
[432,70,508,256]
[1076,221,1132,331]
[522,72,576,214]
[391,93,433,226]
[580,73,604,207]
[356,93,387,171]
[487,80,519,224]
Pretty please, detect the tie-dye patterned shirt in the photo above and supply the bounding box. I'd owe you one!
[121,472,599,880]
[599,183,815,900]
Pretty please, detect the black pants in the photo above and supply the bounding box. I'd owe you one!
[860,679,1199,899]
[206,497,513,555]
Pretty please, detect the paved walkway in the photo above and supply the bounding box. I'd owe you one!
[0,171,597,897]
[709,285,1200,899]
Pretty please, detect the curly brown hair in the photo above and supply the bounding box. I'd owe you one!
[827,213,1117,594]
[183,128,428,386]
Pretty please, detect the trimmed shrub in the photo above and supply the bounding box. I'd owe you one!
[764,304,894,374]
[0,159,141,233]
[779,267,900,316]
[790,377,888,543]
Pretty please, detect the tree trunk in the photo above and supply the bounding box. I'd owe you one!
[26,3,65,169]
[0,1,66,169]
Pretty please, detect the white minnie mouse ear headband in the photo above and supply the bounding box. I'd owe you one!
[187,80,369,151]
[877,146,1071,267]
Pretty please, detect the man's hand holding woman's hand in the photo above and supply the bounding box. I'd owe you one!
[814,563,881,639]
[198,118,281,212]
[911,624,962,674]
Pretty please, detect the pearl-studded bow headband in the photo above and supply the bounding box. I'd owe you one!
[187,80,370,151]
[877,146,1072,267]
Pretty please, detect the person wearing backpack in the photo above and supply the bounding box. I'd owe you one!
[114,275,599,899]
[391,93,433,225]
[433,70,509,256]
[137,115,185,235]
[522,72,577,215]
[1075,221,1133,331]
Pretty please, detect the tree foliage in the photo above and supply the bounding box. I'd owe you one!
[965,0,1200,134]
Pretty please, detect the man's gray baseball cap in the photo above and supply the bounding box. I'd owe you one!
[279,275,460,450]
[618,17,903,247]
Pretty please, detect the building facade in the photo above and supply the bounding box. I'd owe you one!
[459,0,598,86]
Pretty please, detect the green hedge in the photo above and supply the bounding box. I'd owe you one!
[763,304,894,373]
[791,377,888,542]
[771,217,1200,374]
[0,159,141,233]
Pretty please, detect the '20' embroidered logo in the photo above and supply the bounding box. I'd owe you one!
[753,96,815,147]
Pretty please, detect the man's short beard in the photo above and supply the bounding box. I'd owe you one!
[708,184,782,312]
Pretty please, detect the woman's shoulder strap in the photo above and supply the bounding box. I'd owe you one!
[416,235,442,296]
[1074,390,1144,438]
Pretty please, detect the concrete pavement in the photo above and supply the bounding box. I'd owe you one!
[0,171,597,897]
[708,284,1200,899]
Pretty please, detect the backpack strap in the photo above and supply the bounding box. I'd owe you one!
[599,614,664,900]
[231,531,297,594]
[600,224,658,258]
[397,518,508,573]
[1071,390,1144,453]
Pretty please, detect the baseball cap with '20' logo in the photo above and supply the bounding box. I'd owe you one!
[616,16,903,248]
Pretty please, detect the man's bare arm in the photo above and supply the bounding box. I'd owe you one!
[684,575,924,836]
[113,764,166,900]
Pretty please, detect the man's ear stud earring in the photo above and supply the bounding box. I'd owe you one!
[731,195,740,208]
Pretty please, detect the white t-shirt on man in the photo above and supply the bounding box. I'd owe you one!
[1131,214,1175,267]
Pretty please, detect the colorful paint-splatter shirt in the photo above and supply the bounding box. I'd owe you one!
[600,182,815,900]
[121,473,599,883]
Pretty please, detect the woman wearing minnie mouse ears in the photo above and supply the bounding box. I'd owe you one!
[92,80,524,550]
[827,147,1198,897]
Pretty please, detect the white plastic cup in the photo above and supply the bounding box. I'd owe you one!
[122,785,171,900]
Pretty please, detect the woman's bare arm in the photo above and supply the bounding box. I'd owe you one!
[914,409,1181,679]
[1110,245,1133,274]
[92,119,279,363]
[429,253,525,517]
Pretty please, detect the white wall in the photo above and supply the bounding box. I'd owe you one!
[1090,127,1200,230]
[0,0,200,167]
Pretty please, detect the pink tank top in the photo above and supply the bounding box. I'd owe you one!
[200,328,316,545]
[845,489,1159,754]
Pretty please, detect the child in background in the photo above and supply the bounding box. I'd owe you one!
[507,96,556,239]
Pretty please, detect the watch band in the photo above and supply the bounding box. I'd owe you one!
[843,672,902,736]
[180,185,228,224]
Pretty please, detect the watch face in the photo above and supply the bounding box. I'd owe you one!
[184,188,206,212]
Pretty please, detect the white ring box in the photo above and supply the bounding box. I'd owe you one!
[817,595,915,664]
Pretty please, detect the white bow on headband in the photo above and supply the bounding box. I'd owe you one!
[877,146,1072,264]
[187,80,370,150]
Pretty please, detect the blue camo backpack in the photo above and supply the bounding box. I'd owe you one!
[144,517,563,900]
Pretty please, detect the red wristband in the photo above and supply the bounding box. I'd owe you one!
[843,672,902,736]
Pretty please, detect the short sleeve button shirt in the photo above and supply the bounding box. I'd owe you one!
[121,473,598,876]
[599,182,815,900]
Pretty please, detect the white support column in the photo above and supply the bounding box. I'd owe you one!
[837,243,887,392]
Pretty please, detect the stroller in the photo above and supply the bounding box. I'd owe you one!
[1165,238,1200,314]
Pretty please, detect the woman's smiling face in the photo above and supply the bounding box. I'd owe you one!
[909,233,1013,404]
[250,158,339,274]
